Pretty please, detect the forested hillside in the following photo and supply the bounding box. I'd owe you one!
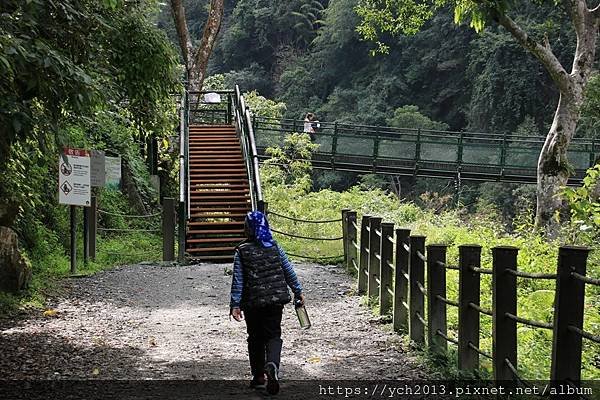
[159,0,599,136]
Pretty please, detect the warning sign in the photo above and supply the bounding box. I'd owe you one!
[59,148,91,206]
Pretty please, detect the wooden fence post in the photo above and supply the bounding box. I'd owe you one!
[409,235,426,345]
[88,196,97,261]
[458,244,482,371]
[162,198,175,261]
[393,228,411,332]
[346,211,358,275]
[342,209,350,266]
[551,246,590,383]
[379,222,394,315]
[492,246,518,381]
[368,217,383,300]
[177,201,186,263]
[427,244,448,354]
[358,215,371,294]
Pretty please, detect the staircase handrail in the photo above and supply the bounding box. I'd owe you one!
[234,85,264,212]
[178,88,189,221]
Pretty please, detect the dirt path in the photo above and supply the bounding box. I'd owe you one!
[0,262,427,396]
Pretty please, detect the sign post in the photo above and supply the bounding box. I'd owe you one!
[59,148,91,275]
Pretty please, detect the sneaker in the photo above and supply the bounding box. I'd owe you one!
[264,362,280,395]
[249,373,266,389]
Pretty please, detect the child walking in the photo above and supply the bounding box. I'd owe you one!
[230,211,305,395]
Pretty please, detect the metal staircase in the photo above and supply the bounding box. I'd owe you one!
[178,87,263,263]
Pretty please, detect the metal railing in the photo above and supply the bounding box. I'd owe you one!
[253,116,600,185]
[233,85,263,211]
[341,211,598,389]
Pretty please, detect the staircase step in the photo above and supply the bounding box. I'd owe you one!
[189,163,245,168]
[190,211,247,217]
[190,207,250,213]
[191,189,249,194]
[190,179,249,184]
[187,229,245,235]
[190,174,248,179]
[186,246,238,253]
[187,237,246,244]
[190,201,250,210]
[188,221,247,228]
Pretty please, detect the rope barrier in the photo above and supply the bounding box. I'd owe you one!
[352,241,360,250]
[374,276,381,285]
[375,229,382,237]
[386,285,394,296]
[271,228,343,241]
[98,228,161,233]
[436,295,459,308]
[98,210,161,218]
[504,359,532,389]
[446,265,460,271]
[285,252,344,260]
[436,330,458,345]
[470,266,493,275]
[469,302,493,317]
[268,210,342,224]
[402,300,409,310]
[386,260,394,270]
[568,325,600,344]
[351,258,359,272]
[351,220,359,230]
[504,313,553,330]
[374,253,381,261]
[416,250,427,262]
[387,235,394,244]
[468,342,493,360]
[415,311,426,326]
[402,243,410,252]
[571,272,600,286]
[416,281,427,296]
[401,271,409,281]
[506,269,557,280]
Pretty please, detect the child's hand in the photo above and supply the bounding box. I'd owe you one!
[231,307,244,321]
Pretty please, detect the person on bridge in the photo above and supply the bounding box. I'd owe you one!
[230,211,305,395]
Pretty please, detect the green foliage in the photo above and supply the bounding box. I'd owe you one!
[562,164,600,233]
[387,105,449,130]
[263,133,319,192]
[245,91,287,122]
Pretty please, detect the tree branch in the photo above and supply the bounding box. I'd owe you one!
[591,4,600,19]
[170,0,193,66]
[562,0,588,37]
[492,11,572,93]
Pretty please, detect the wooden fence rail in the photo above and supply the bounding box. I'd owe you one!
[341,210,599,386]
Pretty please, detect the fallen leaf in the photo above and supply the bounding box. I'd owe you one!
[307,356,321,364]
[92,368,100,375]
[43,309,58,317]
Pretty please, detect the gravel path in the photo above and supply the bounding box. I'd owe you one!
[0,262,427,396]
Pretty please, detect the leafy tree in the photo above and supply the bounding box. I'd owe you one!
[356,0,600,234]
[387,105,450,130]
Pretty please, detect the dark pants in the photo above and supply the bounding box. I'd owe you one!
[244,305,284,377]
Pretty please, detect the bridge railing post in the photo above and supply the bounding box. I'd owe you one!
[458,244,482,371]
[357,215,371,294]
[492,246,518,381]
[551,246,590,383]
[368,217,383,300]
[346,211,358,275]
[162,197,176,262]
[379,222,394,315]
[409,235,426,346]
[393,228,411,332]
[427,244,448,355]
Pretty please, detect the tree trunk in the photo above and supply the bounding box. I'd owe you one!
[536,92,581,236]
[170,0,224,92]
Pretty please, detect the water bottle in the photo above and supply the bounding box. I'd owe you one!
[295,298,311,329]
